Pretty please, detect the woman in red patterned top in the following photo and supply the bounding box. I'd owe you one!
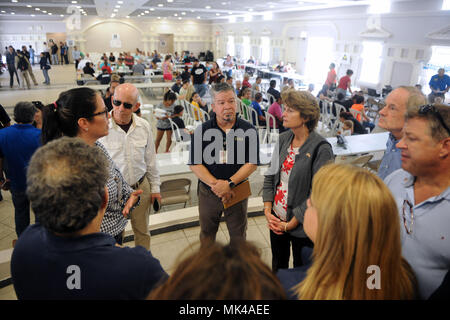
[262,89,334,272]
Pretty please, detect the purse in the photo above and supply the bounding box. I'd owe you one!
[44,64,51,70]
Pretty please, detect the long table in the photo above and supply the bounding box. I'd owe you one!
[68,81,174,91]
[156,132,389,176]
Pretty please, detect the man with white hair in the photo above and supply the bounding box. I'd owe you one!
[99,83,161,250]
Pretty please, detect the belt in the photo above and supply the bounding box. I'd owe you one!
[131,174,146,190]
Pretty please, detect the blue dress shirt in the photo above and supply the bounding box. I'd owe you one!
[385,169,450,299]
[378,133,402,180]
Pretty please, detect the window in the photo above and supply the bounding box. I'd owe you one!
[420,46,450,95]
[242,36,250,61]
[359,41,383,84]
[304,37,334,84]
[368,0,390,14]
[227,35,235,57]
[442,0,450,10]
[261,36,270,63]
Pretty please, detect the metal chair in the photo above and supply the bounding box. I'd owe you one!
[160,178,192,210]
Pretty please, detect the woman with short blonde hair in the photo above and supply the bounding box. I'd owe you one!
[278,163,417,299]
[263,89,334,273]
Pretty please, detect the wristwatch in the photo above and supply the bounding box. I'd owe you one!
[227,179,236,189]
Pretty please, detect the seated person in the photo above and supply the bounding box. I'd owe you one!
[147,241,286,300]
[179,79,195,102]
[226,75,233,88]
[234,80,242,96]
[247,56,255,64]
[242,74,252,88]
[337,120,353,136]
[171,76,182,94]
[188,52,196,62]
[96,69,111,85]
[351,95,375,132]
[267,79,281,102]
[275,61,285,72]
[250,92,266,127]
[98,59,112,74]
[334,92,353,111]
[239,87,252,106]
[82,62,96,77]
[252,76,262,97]
[132,59,146,75]
[215,74,225,84]
[339,111,366,135]
[11,137,168,300]
[171,105,193,139]
[277,163,417,300]
[190,92,207,121]
[268,96,285,131]
[108,52,115,63]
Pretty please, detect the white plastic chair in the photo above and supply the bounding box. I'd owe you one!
[263,111,279,144]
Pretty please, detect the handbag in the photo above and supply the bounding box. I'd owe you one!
[44,64,51,70]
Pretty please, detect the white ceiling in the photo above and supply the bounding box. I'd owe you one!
[0,0,414,21]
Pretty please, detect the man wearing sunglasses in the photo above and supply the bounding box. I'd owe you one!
[99,83,161,250]
[384,104,450,299]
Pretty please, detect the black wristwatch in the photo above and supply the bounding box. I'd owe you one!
[227,179,236,189]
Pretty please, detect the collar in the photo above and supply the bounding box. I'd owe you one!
[110,113,138,131]
[42,225,116,252]
[401,170,450,202]
[211,112,240,131]
[13,123,34,129]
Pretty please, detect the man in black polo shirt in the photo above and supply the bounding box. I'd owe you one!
[189,83,260,244]
[191,58,208,98]
[11,137,167,299]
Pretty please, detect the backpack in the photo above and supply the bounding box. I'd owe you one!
[17,55,28,71]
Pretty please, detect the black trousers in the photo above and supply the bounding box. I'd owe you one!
[8,66,20,87]
[269,212,314,273]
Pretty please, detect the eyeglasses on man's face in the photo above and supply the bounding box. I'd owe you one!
[418,104,450,136]
[113,99,133,109]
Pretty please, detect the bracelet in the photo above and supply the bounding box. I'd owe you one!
[284,222,288,233]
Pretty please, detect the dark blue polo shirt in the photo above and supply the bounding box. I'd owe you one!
[188,113,260,182]
[11,224,168,300]
[0,124,41,192]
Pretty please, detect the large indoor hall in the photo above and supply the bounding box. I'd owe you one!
[0,0,449,305]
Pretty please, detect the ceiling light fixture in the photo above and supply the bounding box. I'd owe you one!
[158,4,163,7]
[205,6,211,9]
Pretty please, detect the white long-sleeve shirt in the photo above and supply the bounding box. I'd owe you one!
[99,113,161,193]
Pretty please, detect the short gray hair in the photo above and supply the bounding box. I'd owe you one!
[210,82,236,102]
[27,137,110,234]
[14,102,36,124]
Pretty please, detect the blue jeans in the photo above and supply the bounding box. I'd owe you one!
[194,83,207,97]
[11,190,31,237]
[363,121,375,132]
[42,69,50,84]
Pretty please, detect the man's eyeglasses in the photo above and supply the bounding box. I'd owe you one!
[113,99,133,109]
[418,104,450,136]
[402,199,414,235]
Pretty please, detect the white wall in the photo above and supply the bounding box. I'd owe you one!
[211,0,450,89]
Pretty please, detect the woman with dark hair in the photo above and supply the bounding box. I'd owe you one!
[208,62,222,84]
[41,87,142,244]
[154,90,177,153]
